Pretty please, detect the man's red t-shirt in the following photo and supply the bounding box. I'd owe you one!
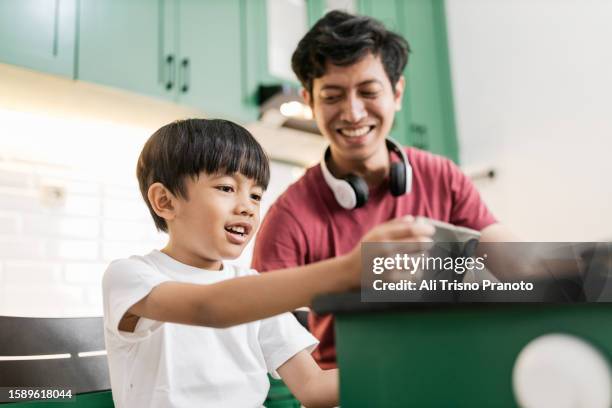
[252,147,497,369]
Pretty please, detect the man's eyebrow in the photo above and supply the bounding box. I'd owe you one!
[320,84,344,91]
[319,79,383,91]
[356,79,384,87]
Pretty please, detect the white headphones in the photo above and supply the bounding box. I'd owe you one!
[320,138,413,209]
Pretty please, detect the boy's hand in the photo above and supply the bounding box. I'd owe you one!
[361,215,435,244]
[344,215,435,288]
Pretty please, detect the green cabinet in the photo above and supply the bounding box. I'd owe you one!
[77,0,174,99]
[0,0,459,155]
[76,0,256,122]
[176,0,251,121]
[398,0,459,162]
[0,0,77,77]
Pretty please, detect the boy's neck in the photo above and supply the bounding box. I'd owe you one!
[161,243,223,271]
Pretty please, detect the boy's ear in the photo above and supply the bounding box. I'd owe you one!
[147,182,178,222]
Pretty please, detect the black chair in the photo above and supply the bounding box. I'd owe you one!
[291,310,309,330]
[0,316,113,407]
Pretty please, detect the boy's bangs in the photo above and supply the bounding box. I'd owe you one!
[194,121,270,189]
[216,143,270,189]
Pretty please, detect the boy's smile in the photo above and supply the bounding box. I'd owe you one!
[163,172,263,270]
[224,221,253,244]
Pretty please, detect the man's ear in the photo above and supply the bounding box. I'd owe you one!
[301,88,313,108]
[147,182,178,223]
[394,75,406,111]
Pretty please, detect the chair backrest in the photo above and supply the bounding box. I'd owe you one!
[291,310,309,330]
[0,316,110,394]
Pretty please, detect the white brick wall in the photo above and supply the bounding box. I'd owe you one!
[0,158,165,317]
[0,157,302,318]
[0,212,20,234]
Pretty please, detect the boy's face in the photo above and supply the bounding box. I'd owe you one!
[168,172,263,269]
[303,52,404,168]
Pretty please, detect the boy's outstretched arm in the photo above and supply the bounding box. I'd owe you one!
[120,216,433,330]
[277,350,338,408]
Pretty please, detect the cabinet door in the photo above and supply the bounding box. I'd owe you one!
[176,0,255,122]
[0,0,76,77]
[398,0,459,162]
[77,0,176,99]
[307,0,327,27]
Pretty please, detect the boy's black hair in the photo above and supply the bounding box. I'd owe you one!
[137,118,270,232]
[291,10,410,95]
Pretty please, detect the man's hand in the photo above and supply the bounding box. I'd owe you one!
[344,215,435,287]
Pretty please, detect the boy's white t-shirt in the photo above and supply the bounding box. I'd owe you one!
[102,250,318,408]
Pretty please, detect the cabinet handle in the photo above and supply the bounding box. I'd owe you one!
[180,58,190,93]
[410,123,428,149]
[165,55,175,90]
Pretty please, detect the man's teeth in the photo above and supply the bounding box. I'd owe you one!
[226,226,246,234]
[339,126,371,137]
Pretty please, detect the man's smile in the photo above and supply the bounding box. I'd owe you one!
[336,125,376,137]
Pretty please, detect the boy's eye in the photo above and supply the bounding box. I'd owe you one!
[250,193,262,202]
[216,185,234,193]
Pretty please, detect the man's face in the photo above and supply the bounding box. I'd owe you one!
[304,52,404,165]
[169,172,263,269]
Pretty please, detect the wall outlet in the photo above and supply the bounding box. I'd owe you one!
[40,184,67,207]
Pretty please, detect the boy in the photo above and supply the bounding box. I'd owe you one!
[102,118,433,407]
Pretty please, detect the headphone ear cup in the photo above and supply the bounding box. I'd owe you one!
[389,162,406,196]
[345,174,369,208]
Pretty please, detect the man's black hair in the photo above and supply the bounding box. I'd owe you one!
[137,118,270,232]
[292,10,410,94]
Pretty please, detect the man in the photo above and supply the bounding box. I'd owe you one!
[252,10,514,369]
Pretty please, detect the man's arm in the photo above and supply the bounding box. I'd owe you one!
[477,222,537,281]
[480,222,521,242]
[122,216,434,330]
[277,350,338,408]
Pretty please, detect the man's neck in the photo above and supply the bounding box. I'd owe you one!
[327,148,390,188]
